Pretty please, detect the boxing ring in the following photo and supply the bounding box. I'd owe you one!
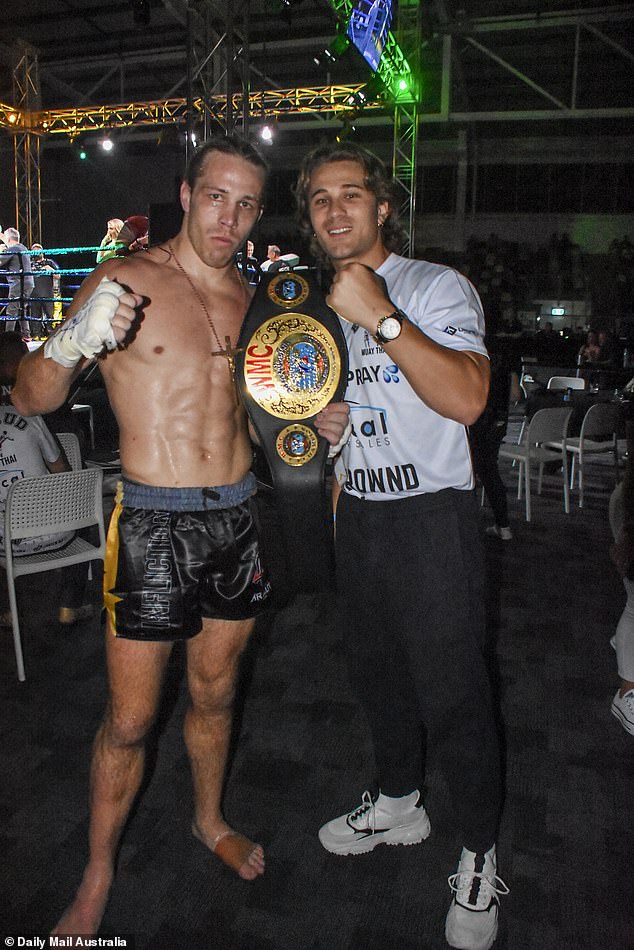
[0,243,103,338]
[0,243,124,460]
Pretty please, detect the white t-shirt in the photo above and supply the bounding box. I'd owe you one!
[337,253,488,501]
[0,406,73,555]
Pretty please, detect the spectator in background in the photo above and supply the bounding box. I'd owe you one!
[0,332,89,626]
[535,320,561,362]
[115,216,149,255]
[578,330,601,366]
[260,244,282,273]
[609,407,634,736]
[96,219,124,264]
[30,243,60,338]
[236,239,259,285]
[470,337,522,541]
[0,228,35,337]
[597,329,620,368]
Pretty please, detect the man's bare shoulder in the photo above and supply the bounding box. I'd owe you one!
[97,244,171,291]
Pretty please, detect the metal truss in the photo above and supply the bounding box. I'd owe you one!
[0,84,384,136]
[392,99,418,257]
[3,5,634,251]
[11,44,41,245]
[391,0,421,255]
[423,4,634,122]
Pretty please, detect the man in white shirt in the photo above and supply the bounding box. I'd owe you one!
[0,332,87,622]
[294,143,506,950]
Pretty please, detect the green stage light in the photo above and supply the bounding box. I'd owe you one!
[79,148,87,160]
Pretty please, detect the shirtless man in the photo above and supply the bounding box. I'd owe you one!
[12,134,350,935]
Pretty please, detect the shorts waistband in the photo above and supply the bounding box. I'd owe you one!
[120,472,257,512]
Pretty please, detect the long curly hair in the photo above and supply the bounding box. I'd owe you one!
[293,143,404,263]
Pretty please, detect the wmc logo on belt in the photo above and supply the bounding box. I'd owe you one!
[241,272,344,468]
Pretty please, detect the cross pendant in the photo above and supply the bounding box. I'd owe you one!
[212,335,243,383]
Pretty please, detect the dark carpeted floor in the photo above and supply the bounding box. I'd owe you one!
[1,431,632,950]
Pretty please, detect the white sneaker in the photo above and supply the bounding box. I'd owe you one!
[318,789,431,856]
[485,525,512,541]
[445,846,509,950]
[611,688,634,735]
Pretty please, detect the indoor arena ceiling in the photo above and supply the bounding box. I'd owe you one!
[2,1,634,141]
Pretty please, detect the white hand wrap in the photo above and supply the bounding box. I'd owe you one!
[44,277,127,368]
[328,416,352,458]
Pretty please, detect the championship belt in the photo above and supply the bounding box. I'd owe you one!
[235,270,348,594]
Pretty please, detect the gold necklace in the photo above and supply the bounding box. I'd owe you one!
[168,242,244,381]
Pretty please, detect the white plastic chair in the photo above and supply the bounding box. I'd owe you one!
[548,402,619,508]
[71,403,95,450]
[0,468,106,681]
[546,376,586,391]
[57,431,82,470]
[516,377,585,445]
[498,407,573,522]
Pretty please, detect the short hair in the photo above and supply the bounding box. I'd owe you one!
[294,142,404,260]
[185,133,269,191]
[4,227,19,242]
[31,243,43,251]
[268,244,281,256]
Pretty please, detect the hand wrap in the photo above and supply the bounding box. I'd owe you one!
[44,277,127,368]
[328,415,352,458]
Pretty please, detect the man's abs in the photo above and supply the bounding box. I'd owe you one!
[117,425,253,487]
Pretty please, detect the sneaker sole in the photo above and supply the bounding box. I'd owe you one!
[446,901,499,950]
[611,701,634,735]
[318,811,431,856]
[445,918,498,950]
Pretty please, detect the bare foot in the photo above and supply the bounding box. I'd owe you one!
[51,868,112,936]
[192,821,265,880]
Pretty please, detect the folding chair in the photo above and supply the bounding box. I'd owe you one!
[498,407,573,522]
[0,468,106,681]
[546,376,586,391]
[548,402,619,508]
[57,431,82,470]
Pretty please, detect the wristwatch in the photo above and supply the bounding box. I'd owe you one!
[374,309,405,345]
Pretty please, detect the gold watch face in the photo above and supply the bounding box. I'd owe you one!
[243,313,342,419]
[378,315,402,341]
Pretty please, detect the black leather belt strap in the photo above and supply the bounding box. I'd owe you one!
[235,269,348,594]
